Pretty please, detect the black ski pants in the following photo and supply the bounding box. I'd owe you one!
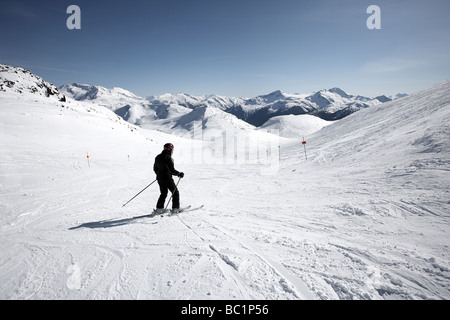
[156,179,180,209]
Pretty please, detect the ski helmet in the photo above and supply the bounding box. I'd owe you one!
[164,143,174,153]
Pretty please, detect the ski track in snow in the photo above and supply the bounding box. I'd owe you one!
[2,160,447,300]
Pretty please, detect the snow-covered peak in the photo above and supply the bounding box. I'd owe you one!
[390,93,409,100]
[59,82,149,124]
[60,83,142,103]
[147,92,207,109]
[256,90,289,102]
[328,87,351,98]
[0,64,62,99]
[147,92,245,111]
[59,83,98,100]
[374,95,392,103]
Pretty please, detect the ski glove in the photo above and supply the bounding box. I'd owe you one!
[178,172,185,178]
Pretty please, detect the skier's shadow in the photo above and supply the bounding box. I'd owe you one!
[69,213,157,230]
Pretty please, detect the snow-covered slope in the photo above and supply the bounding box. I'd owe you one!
[260,114,334,138]
[307,80,450,168]
[270,79,449,299]
[140,104,256,136]
[1,65,448,300]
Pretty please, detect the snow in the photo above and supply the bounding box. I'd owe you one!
[59,83,144,105]
[62,83,387,128]
[1,65,449,300]
[259,114,334,138]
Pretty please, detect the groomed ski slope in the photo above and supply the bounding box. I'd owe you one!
[0,80,449,300]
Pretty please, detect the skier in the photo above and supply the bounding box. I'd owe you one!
[153,143,184,214]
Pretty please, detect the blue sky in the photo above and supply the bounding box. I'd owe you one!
[1,0,449,97]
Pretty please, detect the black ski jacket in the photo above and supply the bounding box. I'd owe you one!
[153,150,180,180]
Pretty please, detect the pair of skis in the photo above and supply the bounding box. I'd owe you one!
[152,205,204,217]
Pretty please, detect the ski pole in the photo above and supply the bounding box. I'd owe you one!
[164,176,182,212]
[122,179,157,207]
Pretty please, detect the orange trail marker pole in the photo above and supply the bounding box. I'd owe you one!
[302,137,307,161]
[86,153,90,168]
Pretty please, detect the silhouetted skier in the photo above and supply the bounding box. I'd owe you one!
[153,143,184,214]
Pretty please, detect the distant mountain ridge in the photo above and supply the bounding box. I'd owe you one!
[61,82,406,130]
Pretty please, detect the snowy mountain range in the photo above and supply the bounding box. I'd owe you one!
[1,63,449,300]
[0,63,408,139]
[59,82,405,135]
[0,62,409,141]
